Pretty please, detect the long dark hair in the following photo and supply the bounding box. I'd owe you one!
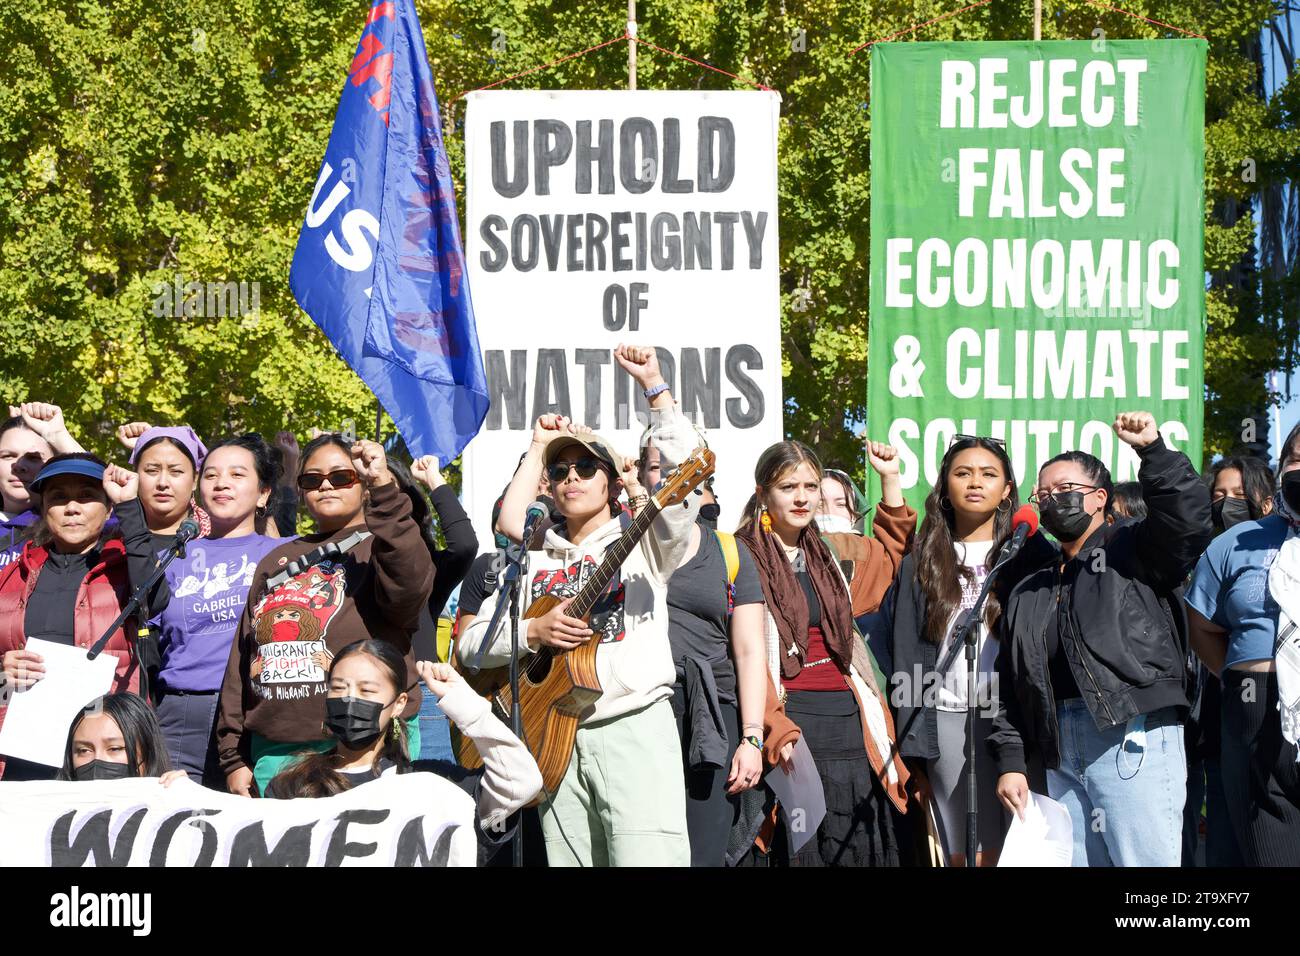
[1207,456,1275,520]
[386,457,439,553]
[57,693,172,779]
[916,438,1018,645]
[738,440,823,530]
[269,640,412,798]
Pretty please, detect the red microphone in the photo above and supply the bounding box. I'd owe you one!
[1000,504,1039,561]
[1011,504,1039,537]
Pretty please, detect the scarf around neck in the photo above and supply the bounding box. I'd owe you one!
[738,517,855,681]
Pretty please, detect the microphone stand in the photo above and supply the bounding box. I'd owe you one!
[467,511,543,869]
[88,534,194,664]
[932,545,1020,869]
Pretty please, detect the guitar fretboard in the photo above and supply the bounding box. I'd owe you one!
[569,500,662,618]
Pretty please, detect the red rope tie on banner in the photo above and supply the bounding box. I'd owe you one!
[1080,0,1207,40]
[848,0,995,56]
[631,36,774,91]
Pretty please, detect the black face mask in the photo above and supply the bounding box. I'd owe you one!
[1212,497,1252,533]
[697,503,720,531]
[1039,492,1096,543]
[324,696,386,749]
[1282,471,1300,515]
[72,759,132,781]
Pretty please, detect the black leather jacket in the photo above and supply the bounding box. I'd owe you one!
[988,436,1212,777]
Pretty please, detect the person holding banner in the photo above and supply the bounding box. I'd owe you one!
[990,412,1212,867]
[1184,424,1300,866]
[736,439,914,867]
[458,344,697,867]
[886,436,1056,867]
[266,639,541,864]
[216,434,434,798]
[0,455,169,780]
[58,692,185,784]
[151,434,286,786]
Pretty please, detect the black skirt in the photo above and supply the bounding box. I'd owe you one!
[744,688,900,867]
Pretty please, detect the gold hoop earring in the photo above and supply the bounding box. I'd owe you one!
[996,500,1011,514]
[939,497,953,512]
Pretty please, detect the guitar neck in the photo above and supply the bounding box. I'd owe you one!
[569,501,662,618]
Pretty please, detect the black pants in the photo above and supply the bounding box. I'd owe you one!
[1221,670,1300,866]
[670,684,741,867]
[742,689,900,868]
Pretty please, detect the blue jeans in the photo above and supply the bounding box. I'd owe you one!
[418,691,455,762]
[1048,700,1185,867]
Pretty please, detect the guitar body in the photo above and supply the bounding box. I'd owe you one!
[451,447,714,799]
[454,592,603,797]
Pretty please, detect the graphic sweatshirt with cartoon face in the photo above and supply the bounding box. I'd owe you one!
[216,481,434,775]
[458,405,696,723]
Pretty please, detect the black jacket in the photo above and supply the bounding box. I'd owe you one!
[987,436,1212,778]
[885,529,1058,763]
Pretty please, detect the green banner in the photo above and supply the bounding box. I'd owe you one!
[867,40,1206,510]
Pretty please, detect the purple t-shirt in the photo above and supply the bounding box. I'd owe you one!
[0,510,38,571]
[153,534,288,692]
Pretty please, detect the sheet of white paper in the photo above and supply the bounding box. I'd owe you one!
[0,639,118,767]
[998,791,1074,867]
[764,735,827,855]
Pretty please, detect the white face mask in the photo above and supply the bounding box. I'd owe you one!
[814,514,855,535]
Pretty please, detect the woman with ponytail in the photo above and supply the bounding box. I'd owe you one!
[736,439,916,866]
[886,436,1055,866]
[267,640,541,864]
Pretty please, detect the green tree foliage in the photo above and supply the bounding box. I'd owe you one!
[1,1,1296,488]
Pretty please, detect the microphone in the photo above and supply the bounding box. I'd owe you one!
[173,517,200,557]
[998,505,1039,563]
[519,496,553,546]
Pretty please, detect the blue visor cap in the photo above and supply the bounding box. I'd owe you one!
[30,458,107,494]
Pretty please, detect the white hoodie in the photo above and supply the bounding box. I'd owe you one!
[458,404,696,723]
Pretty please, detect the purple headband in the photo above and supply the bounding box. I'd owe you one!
[128,426,208,471]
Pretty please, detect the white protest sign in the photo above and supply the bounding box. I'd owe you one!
[0,638,118,767]
[0,774,478,866]
[463,90,784,543]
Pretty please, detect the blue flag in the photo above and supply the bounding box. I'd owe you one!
[290,0,487,463]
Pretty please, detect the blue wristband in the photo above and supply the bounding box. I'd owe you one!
[643,382,670,401]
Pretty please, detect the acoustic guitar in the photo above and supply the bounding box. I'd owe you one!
[454,447,715,795]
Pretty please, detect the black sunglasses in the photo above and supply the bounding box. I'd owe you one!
[548,458,605,483]
[297,469,361,491]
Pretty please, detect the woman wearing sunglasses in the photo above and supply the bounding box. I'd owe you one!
[459,344,699,866]
[885,435,1054,866]
[216,434,435,797]
[150,434,288,785]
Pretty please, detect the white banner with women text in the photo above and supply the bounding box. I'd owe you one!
[0,774,477,866]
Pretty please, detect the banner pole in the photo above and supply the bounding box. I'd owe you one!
[628,0,637,89]
[1034,0,1042,39]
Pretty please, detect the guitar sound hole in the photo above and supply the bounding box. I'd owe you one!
[526,653,553,684]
